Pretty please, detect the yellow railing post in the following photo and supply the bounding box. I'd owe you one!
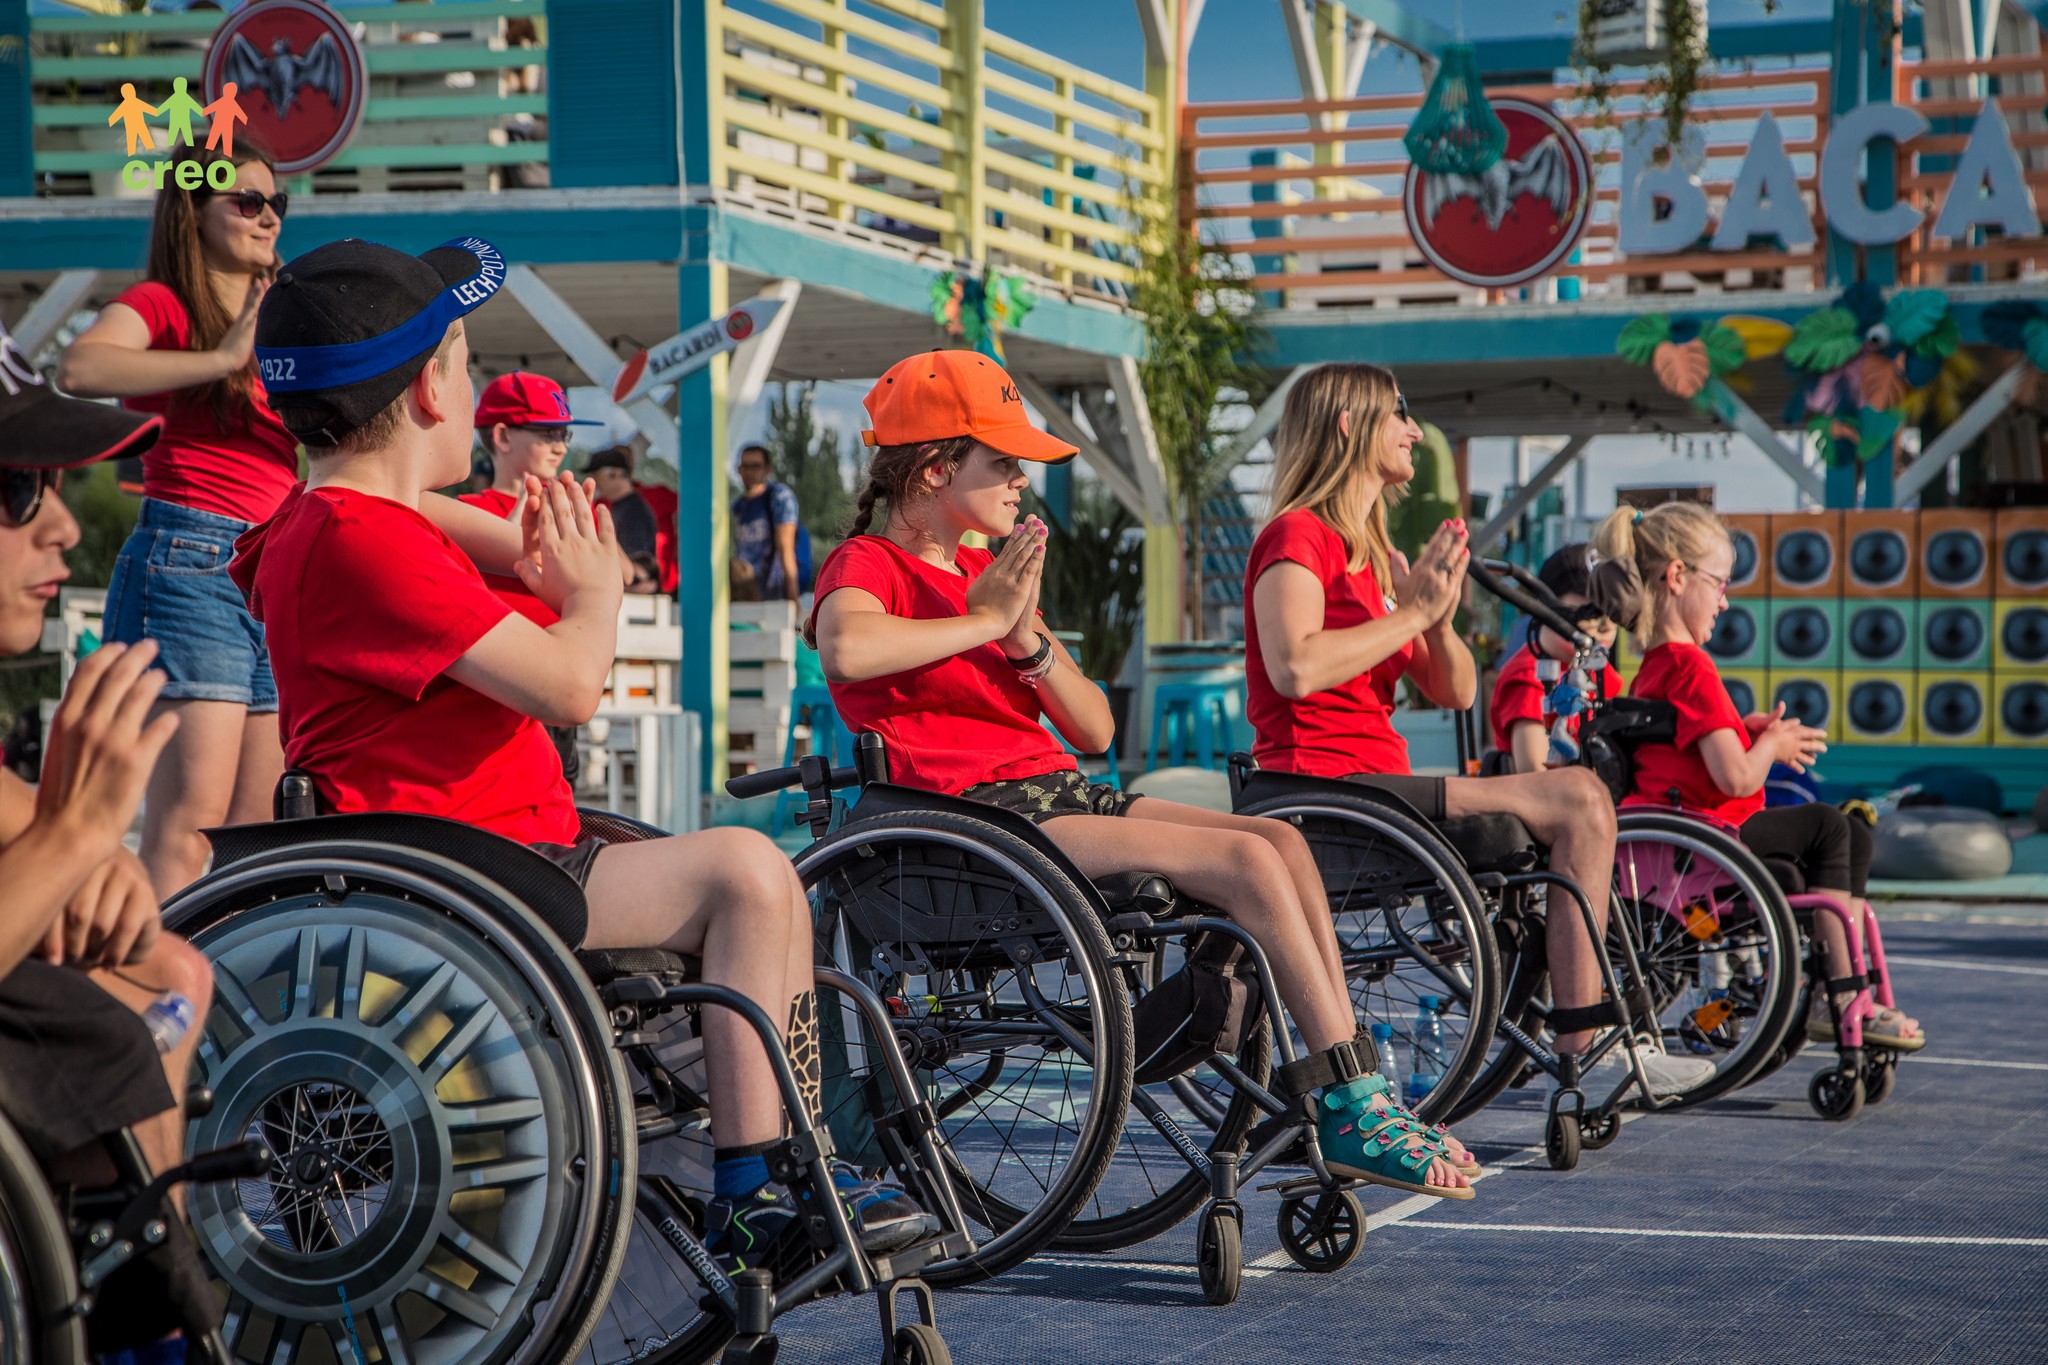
[820,0,855,222]
[1051,71,1074,289]
[942,0,987,262]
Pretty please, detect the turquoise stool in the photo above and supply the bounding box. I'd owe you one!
[1146,680,1244,771]
[1057,680,1123,789]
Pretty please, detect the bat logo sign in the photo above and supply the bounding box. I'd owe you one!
[204,0,365,176]
[1402,98,1592,290]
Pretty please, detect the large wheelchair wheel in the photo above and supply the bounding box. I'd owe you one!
[166,842,635,1365]
[1451,812,1802,1117]
[1234,791,1500,1124]
[801,811,1133,1286]
[0,1115,83,1365]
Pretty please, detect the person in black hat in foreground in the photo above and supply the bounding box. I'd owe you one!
[232,236,933,1272]
[0,317,224,1353]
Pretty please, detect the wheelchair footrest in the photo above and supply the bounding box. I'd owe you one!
[868,1230,973,1283]
[1256,1173,1367,1198]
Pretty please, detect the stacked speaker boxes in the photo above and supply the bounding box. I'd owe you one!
[1995,509,2048,746]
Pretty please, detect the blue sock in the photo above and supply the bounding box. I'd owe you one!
[712,1150,771,1200]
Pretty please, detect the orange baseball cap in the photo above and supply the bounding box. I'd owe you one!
[863,351,1077,464]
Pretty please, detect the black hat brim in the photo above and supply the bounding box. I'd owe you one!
[1,386,163,471]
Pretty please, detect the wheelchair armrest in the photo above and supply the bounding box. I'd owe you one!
[1090,870,1178,917]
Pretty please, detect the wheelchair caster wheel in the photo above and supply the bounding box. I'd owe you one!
[1809,1068,1866,1122]
[1276,1189,1365,1273]
[1862,1060,1898,1106]
[1545,1111,1581,1170]
[891,1323,952,1365]
[1579,1112,1621,1151]
[1196,1204,1243,1306]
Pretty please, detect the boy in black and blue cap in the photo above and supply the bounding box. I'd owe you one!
[232,236,930,1273]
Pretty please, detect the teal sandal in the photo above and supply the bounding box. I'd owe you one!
[1329,1073,1483,1178]
[1316,1080,1476,1200]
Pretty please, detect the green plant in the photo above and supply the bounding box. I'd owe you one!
[1572,0,1708,153]
[1025,481,1144,684]
[757,381,857,555]
[1133,184,1268,639]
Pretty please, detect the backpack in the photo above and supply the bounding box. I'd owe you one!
[1130,931,1265,1085]
[1577,696,1678,803]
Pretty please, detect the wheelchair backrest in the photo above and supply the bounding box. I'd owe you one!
[203,812,590,948]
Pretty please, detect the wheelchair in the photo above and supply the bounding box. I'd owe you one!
[731,735,1417,1306]
[162,794,971,1365]
[0,1091,270,1365]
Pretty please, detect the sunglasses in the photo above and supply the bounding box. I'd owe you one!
[512,425,571,444]
[1,468,60,529]
[1394,395,1412,422]
[225,188,289,220]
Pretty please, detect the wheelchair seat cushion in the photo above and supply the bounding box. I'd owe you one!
[1434,812,1541,873]
[1761,856,1806,895]
[1091,870,1177,916]
[575,947,696,984]
[0,961,176,1163]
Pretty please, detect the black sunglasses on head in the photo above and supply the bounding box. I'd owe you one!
[1,468,60,529]
[225,188,288,220]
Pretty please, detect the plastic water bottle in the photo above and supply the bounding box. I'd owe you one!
[1406,996,1446,1107]
[1682,953,1733,1054]
[141,992,194,1055]
[1369,1021,1399,1095]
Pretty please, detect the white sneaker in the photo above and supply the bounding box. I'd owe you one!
[1593,1043,1716,1096]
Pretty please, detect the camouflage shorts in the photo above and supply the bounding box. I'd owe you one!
[962,767,1136,823]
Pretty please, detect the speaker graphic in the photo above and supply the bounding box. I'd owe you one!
[1994,674,2048,745]
[1844,600,1913,668]
[1995,508,2048,597]
[1994,602,2048,671]
[1768,511,1842,597]
[1919,599,1992,670]
[1722,513,1770,595]
[1770,599,1842,670]
[1919,509,1992,597]
[1842,671,1913,742]
[1704,600,1768,668]
[1720,670,1764,718]
[1843,510,1917,596]
[1768,671,1840,740]
[1918,673,1990,745]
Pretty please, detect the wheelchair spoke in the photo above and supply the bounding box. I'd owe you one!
[289,928,321,1020]
[407,1270,501,1329]
[370,1308,415,1365]
[421,1001,503,1085]
[339,927,368,1022]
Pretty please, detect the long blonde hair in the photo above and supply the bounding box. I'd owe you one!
[1265,363,1404,587]
[1589,501,1731,632]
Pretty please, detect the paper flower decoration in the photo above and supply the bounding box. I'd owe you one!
[1617,313,1748,404]
[929,266,1035,361]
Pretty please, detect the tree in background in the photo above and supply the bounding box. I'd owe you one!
[1133,195,1268,640]
[758,382,857,555]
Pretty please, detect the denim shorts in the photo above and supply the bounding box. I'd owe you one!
[104,498,278,711]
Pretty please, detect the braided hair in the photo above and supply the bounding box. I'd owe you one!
[846,435,976,537]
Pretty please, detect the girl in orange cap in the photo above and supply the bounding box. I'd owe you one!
[807,351,1475,1198]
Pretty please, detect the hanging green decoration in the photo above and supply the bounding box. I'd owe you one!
[1403,44,1508,177]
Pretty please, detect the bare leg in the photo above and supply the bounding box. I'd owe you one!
[88,935,217,1206]
[226,711,285,825]
[138,700,253,898]
[582,828,813,1148]
[1445,766,1617,1055]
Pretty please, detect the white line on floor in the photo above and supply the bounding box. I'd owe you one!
[1887,954,2048,978]
[1909,1055,2048,1072]
[1385,1222,2048,1247]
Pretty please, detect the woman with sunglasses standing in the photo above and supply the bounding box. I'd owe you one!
[56,144,293,897]
[1243,362,1715,1094]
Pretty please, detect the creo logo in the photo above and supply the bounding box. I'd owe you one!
[108,75,248,191]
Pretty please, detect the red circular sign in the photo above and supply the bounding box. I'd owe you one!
[726,311,755,342]
[203,0,365,176]
[1403,98,1592,289]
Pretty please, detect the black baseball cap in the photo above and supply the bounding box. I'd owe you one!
[0,317,162,470]
[584,446,633,474]
[256,235,506,447]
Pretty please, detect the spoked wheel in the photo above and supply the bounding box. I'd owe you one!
[1276,1189,1365,1273]
[168,850,633,1365]
[1194,1204,1242,1307]
[890,1324,952,1365]
[0,1115,84,1365]
[1810,1069,1866,1122]
[1578,1111,1621,1150]
[800,813,1133,1287]
[1049,957,1271,1253]
[1236,792,1501,1124]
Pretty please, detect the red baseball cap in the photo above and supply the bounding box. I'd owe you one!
[474,371,601,429]
[863,351,1076,464]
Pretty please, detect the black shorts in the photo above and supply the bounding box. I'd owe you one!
[530,836,607,887]
[0,961,176,1164]
[963,768,1138,823]
[1738,804,1871,897]
[1342,772,1449,823]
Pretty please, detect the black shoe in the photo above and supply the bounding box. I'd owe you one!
[702,1183,805,1278]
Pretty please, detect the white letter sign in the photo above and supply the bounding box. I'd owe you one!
[1818,101,1929,245]
[1711,112,1815,251]
[1932,101,2043,241]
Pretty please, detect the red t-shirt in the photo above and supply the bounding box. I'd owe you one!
[457,487,557,626]
[1244,509,1414,776]
[1623,641,1763,825]
[636,482,680,593]
[231,485,578,844]
[808,534,1074,795]
[111,281,300,524]
[1489,646,1627,753]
